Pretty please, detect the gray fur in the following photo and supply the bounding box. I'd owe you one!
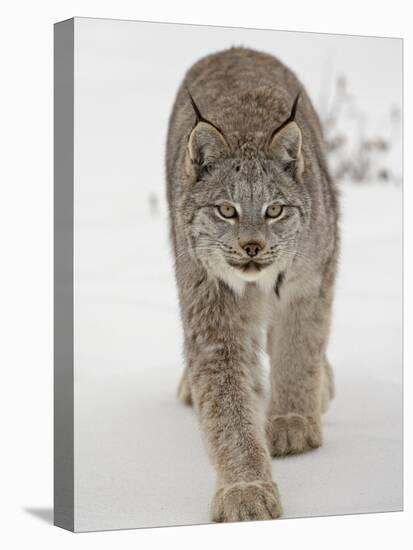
[166,47,339,522]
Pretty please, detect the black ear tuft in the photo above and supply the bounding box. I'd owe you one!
[186,88,203,124]
[268,92,301,146]
[186,88,228,138]
[290,92,300,121]
[267,92,304,177]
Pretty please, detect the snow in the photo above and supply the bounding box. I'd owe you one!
[71,18,402,531]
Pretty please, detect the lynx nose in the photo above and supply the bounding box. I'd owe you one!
[242,242,262,258]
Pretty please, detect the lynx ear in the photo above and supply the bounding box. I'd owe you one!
[268,93,304,177]
[269,121,302,164]
[185,89,229,177]
[187,121,229,168]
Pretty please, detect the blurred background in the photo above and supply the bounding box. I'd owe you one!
[73,18,402,531]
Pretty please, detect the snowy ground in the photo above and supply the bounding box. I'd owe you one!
[72,19,402,531]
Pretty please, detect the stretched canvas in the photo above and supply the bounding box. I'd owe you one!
[54,17,403,532]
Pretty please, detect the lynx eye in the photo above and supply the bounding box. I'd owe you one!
[265,204,283,219]
[217,204,237,219]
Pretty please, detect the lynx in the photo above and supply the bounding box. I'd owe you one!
[166,47,339,522]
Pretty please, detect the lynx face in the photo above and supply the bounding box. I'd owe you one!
[186,158,308,291]
[180,99,310,293]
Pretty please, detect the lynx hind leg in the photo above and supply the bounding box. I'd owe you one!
[177,367,192,406]
[265,298,329,456]
[321,356,335,414]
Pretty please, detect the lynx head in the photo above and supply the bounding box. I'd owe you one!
[180,91,311,294]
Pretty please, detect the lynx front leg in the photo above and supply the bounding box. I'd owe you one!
[266,294,332,456]
[184,286,282,522]
[190,346,282,522]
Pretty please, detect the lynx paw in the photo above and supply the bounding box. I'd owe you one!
[267,413,322,456]
[211,480,282,522]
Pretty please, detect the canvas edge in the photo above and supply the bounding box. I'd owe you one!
[54,17,75,532]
